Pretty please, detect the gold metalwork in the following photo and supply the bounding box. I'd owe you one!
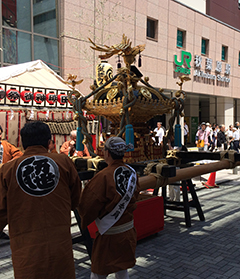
[140,87,152,100]
[175,75,191,98]
[73,113,79,121]
[176,75,191,90]
[90,84,97,91]
[144,76,149,82]
[89,34,145,68]
[107,88,118,100]
[64,74,84,103]
[64,74,83,89]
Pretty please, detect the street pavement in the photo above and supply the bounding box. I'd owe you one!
[1,168,240,278]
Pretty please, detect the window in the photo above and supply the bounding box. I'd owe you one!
[2,0,31,31]
[147,18,158,41]
[3,29,31,64]
[238,52,240,66]
[201,38,209,55]
[1,0,59,68]
[177,29,185,48]
[34,35,59,71]
[222,45,228,61]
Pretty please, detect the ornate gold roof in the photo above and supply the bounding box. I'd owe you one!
[84,85,175,123]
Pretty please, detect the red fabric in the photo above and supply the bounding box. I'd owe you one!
[90,134,96,150]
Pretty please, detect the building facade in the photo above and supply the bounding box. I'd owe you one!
[1,0,59,71]
[2,0,240,143]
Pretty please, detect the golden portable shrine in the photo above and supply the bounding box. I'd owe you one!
[67,34,190,162]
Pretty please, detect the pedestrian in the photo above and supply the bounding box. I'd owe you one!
[235,121,240,130]
[60,129,91,158]
[184,120,189,145]
[232,127,239,153]
[78,136,140,279]
[0,121,81,279]
[217,124,227,151]
[195,122,210,151]
[206,122,213,150]
[152,122,165,145]
[226,125,234,150]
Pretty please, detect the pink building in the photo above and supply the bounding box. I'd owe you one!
[60,0,240,142]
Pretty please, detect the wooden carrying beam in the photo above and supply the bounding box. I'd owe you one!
[139,159,240,192]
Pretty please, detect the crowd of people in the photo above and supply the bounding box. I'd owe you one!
[195,121,240,153]
[149,120,240,153]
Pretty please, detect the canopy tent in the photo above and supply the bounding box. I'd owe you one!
[0,60,78,91]
[0,60,82,150]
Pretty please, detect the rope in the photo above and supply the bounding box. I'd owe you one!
[220,150,236,169]
[144,160,169,188]
[87,156,104,171]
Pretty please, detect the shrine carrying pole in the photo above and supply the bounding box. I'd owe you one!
[139,158,240,192]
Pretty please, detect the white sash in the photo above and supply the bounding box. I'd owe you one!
[95,164,137,235]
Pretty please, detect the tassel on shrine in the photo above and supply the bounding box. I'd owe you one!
[125,124,134,151]
[138,51,142,67]
[76,126,84,151]
[117,55,121,69]
[174,124,182,148]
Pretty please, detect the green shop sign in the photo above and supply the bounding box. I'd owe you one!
[174,50,192,75]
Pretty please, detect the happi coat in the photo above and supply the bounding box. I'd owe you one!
[60,140,90,157]
[0,140,23,164]
[78,159,140,275]
[0,145,81,279]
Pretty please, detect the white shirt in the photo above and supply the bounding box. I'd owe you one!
[153,127,165,144]
[227,129,233,138]
[233,130,239,141]
[184,124,189,136]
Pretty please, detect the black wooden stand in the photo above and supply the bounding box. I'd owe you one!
[155,179,205,227]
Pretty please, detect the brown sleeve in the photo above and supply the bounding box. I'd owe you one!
[0,168,8,231]
[10,143,23,159]
[60,141,69,155]
[68,157,82,210]
[78,173,106,230]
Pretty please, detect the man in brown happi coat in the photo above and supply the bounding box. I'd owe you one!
[0,121,81,279]
[79,137,140,279]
